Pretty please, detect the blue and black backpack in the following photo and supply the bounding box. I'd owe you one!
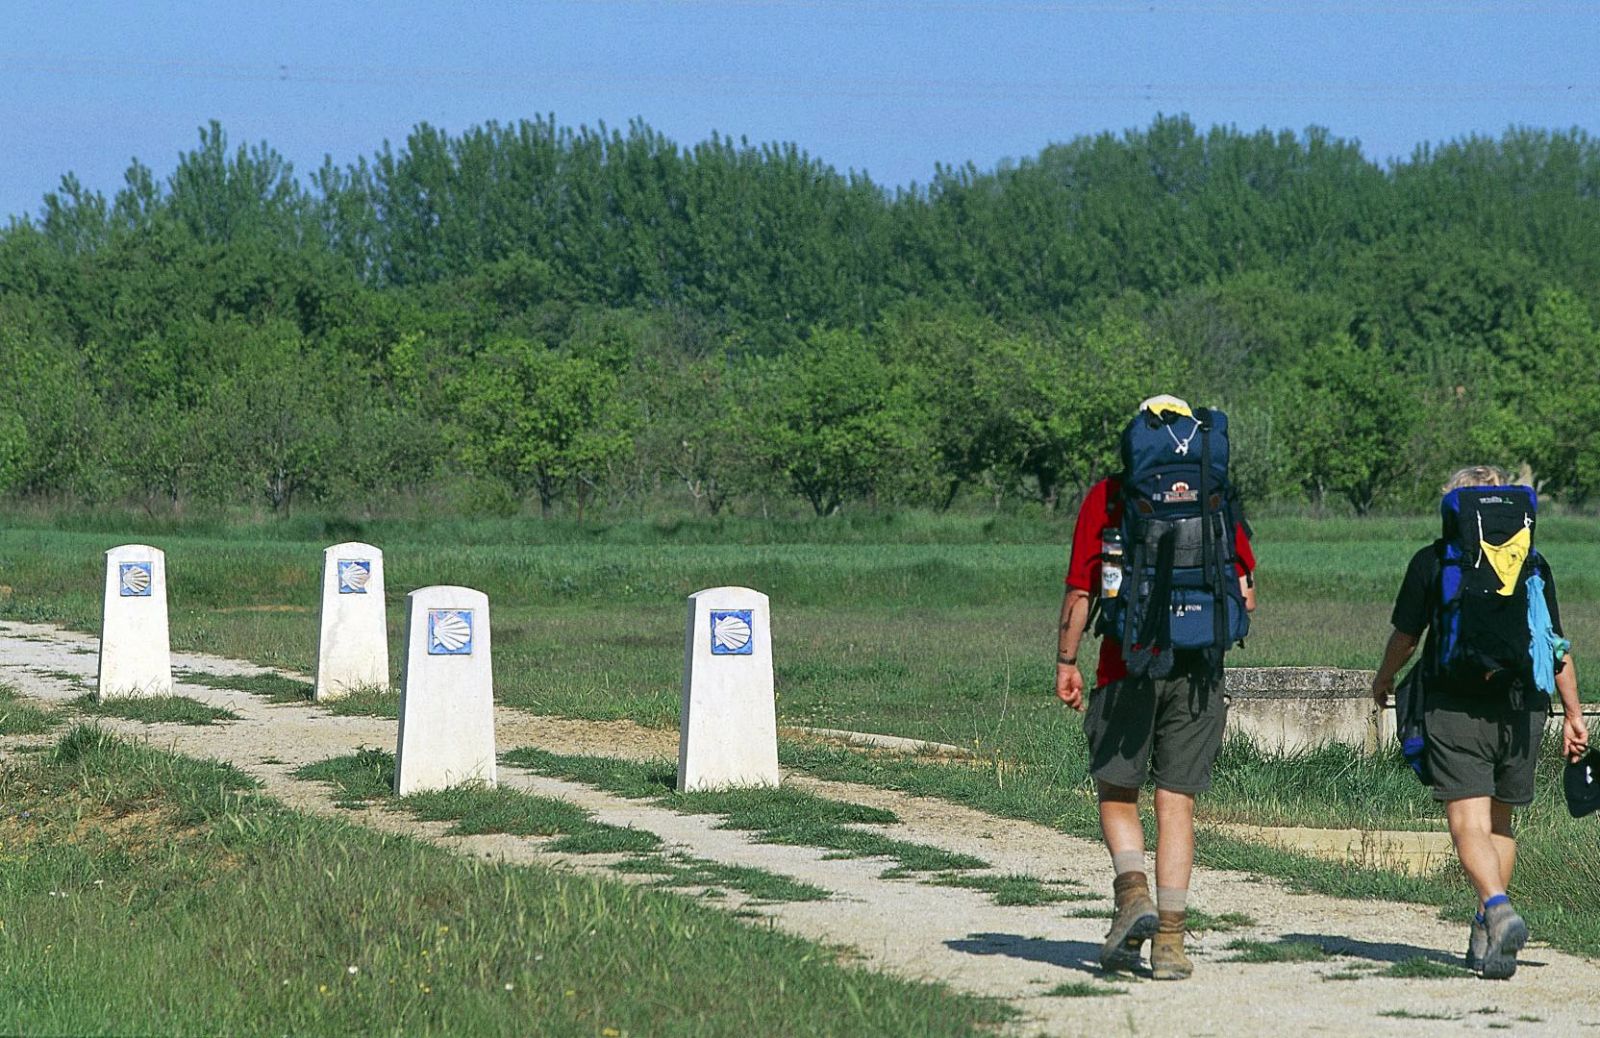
[1094,405,1250,678]
[1434,485,1542,690]
[1397,484,1546,782]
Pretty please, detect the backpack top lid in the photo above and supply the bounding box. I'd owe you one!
[1120,405,1230,484]
[1440,484,1538,598]
[1441,484,1538,537]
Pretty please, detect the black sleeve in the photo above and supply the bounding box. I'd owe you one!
[1390,546,1437,638]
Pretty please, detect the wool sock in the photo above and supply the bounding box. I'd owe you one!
[1156,887,1188,914]
[1111,850,1145,876]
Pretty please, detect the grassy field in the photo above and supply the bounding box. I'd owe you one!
[2,511,1597,965]
[1,513,1595,738]
[0,726,1007,1037]
[1,511,1596,768]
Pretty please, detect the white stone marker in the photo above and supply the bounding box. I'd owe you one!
[394,585,495,796]
[97,543,173,700]
[314,542,390,701]
[677,586,779,792]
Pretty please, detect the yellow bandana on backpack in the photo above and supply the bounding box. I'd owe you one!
[1479,523,1530,596]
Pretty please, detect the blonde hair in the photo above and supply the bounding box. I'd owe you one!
[1137,394,1192,417]
[1442,465,1510,493]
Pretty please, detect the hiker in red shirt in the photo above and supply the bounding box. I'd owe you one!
[1053,395,1256,980]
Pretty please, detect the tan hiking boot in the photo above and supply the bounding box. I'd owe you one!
[1151,910,1193,980]
[1099,871,1158,971]
[1481,901,1529,980]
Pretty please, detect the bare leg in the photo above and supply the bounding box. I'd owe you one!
[1488,799,1517,891]
[1153,788,1196,892]
[1098,781,1145,859]
[1445,796,1507,902]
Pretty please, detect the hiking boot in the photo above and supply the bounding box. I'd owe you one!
[1099,871,1158,971]
[1151,911,1193,980]
[1480,901,1529,980]
[1465,915,1487,973]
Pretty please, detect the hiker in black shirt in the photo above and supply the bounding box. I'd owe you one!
[1372,466,1589,980]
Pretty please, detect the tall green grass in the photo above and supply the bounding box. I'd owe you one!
[0,682,62,735]
[71,693,238,726]
[0,727,1007,1036]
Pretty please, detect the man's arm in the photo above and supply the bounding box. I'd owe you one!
[1372,628,1420,708]
[1556,655,1590,762]
[1234,522,1258,613]
[1055,587,1091,711]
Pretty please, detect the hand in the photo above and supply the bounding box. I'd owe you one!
[1056,662,1085,712]
[1564,713,1590,763]
[1372,673,1394,709]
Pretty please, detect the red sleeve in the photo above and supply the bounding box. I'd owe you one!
[1234,524,1255,577]
[1066,480,1112,592]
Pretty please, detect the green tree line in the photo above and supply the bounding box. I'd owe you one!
[2,115,1599,517]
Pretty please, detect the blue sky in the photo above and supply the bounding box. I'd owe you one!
[4,0,1598,221]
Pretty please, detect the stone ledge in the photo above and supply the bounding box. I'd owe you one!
[1225,667,1375,699]
[1223,668,1385,753]
[1210,823,1454,877]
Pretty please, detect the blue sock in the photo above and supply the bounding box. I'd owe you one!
[1483,893,1510,911]
[1474,910,1486,924]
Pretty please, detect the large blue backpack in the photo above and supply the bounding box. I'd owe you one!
[1095,406,1250,678]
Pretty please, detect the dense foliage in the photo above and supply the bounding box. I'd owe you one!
[4,115,1599,517]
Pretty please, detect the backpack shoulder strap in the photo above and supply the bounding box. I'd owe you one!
[1428,537,1462,674]
[1226,484,1252,543]
[1198,410,1227,667]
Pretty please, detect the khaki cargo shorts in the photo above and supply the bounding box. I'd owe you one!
[1083,666,1228,793]
[1425,692,1548,805]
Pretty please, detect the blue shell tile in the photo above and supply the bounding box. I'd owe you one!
[709,609,754,655]
[118,561,153,597]
[338,559,372,594]
[427,608,474,656]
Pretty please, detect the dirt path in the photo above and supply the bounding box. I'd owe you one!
[3,619,1598,1037]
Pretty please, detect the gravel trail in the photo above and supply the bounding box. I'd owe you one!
[3,619,1598,1036]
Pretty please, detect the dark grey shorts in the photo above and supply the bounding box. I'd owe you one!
[1425,695,1548,805]
[1083,669,1229,793]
